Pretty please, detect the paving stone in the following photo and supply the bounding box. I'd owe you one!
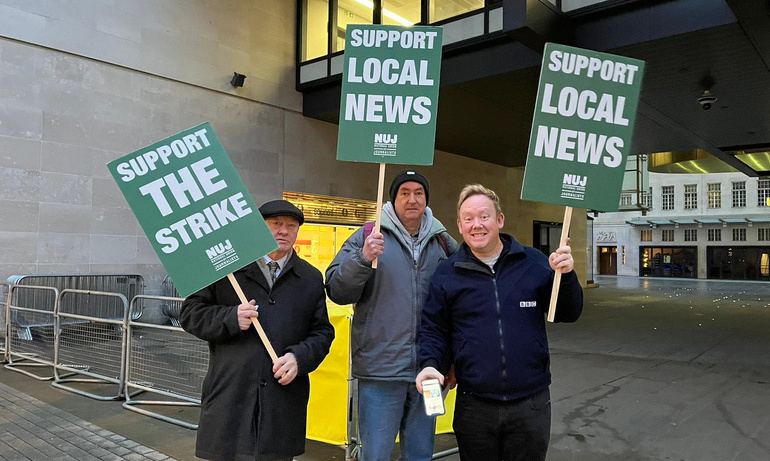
[0,383,174,461]
[144,451,169,460]
[133,444,155,454]
[120,439,141,449]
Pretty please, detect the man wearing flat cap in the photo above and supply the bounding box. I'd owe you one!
[181,199,334,461]
[326,170,458,461]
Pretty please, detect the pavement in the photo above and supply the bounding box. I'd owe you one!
[2,275,770,461]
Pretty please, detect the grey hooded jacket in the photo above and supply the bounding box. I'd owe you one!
[325,203,458,381]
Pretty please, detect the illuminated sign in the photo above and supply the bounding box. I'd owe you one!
[283,191,377,226]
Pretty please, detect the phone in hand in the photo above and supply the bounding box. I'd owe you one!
[421,378,445,416]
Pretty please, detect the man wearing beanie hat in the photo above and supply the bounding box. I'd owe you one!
[326,170,458,461]
[181,199,334,461]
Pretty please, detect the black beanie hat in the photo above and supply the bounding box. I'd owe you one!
[258,199,305,225]
[389,170,429,205]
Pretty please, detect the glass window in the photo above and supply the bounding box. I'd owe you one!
[662,186,674,210]
[643,190,652,209]
[302,0,330,61]
[662,229,674,242]
[708,183,721,209]
[733,228,746,242]
[430,0,484,23]
[620,193,633,207]
[383,1,420,25]
[732,181,746,208]
[684,229,697,242]
[758,228,770,241]
[708,228,721,242]
[562,0,614,12]
[758,179,770,207]
[684,184,697,210]
[335,0,375,53]
[640,229,652,242]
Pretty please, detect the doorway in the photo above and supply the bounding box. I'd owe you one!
[598,246,617,275]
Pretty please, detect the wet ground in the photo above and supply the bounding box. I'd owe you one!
[3,275,770,461]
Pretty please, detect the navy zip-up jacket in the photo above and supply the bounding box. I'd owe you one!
[419,233,583,401]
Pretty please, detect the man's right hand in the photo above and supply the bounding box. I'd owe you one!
[237,300,259,330]
[416,366,444,393]
[362,231,385,262]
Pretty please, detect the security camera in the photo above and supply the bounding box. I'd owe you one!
[698,90,717,110]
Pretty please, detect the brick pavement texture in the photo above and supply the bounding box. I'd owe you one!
[0,382,176,461]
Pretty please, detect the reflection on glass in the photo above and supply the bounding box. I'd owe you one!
[295,224,357,312]
[430,0,484,23]
[562,0,612,12]
[383,1,420,25]
[303,0,330,61]
[335,0,375,52]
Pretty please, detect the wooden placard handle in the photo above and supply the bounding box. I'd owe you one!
[372,162,386,269]
[547,206,573,323]
[227,273,279,363]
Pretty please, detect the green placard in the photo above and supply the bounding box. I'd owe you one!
[337,24,443,165]
[108,122,277,297]
[521,43,646,211]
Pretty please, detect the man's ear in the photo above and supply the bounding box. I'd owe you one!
[497,212,505,229]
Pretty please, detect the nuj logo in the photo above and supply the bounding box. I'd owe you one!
[206,239,233,259]
[374,133,398,143]
[563,173,587,187]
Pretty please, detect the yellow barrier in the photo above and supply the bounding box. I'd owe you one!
[307,305,455,445]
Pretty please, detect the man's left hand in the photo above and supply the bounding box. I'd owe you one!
[273,352,298,385]
[549,237,574,274]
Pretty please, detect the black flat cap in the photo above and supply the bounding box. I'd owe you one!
[259,199,304,225]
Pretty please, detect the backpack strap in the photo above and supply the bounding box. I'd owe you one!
[437,232,450,257]
[363,221,375,240]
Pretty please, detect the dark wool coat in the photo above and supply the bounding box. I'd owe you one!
[180,254,334,461]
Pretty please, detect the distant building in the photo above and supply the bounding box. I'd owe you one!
[594,164,770,281]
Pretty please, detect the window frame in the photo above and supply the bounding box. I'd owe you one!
[661,185,674,211]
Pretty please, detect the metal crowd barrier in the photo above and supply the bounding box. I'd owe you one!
[1,282,9,362]
[160,276,183,327]
[123,295,208,429]
[52,289,130,401]
[4,285,59,380]
[6,274,144,339]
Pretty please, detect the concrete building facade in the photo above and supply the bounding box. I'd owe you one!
[0,1,584,313]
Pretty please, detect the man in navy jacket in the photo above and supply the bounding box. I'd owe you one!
[416,184,583,461]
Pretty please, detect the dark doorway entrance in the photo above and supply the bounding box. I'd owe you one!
[598,246,617,275]
[533,221,563,257]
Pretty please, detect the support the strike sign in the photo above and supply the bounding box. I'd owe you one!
[521,43,645,321]
[108,122,280,361]
[337,24,443,268]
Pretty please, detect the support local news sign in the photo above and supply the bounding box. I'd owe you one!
[521,43,645,211]
[108,122,277,297]
[337,24,443,165]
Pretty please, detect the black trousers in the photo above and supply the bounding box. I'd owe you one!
[452,388,551,461]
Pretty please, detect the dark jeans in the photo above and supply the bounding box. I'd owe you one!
[453,388,551,461]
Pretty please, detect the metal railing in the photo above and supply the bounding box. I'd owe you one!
[52,289,130,401]
[1,282,9,362]
[123,295,207,430]
[160,276,183,327]
[6,274,144,338]
[4,285,59,380]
